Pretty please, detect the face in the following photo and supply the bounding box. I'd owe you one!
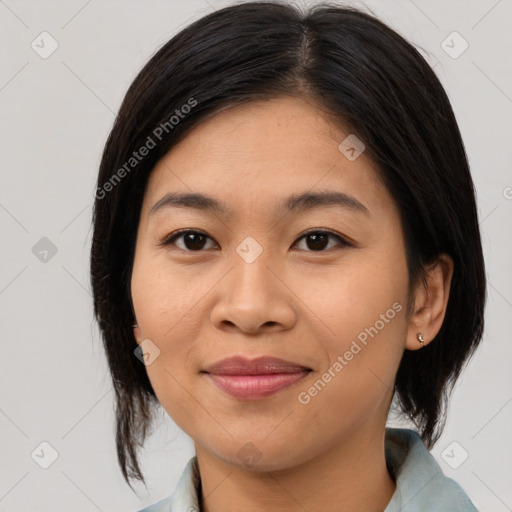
[131,95,412,471]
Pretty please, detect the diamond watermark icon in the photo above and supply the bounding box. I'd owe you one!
[441,32,468,59]
[441,441,469,469]
[32,237,58,263]
[236,442,262,468]
[236,236,263,264]
[338,134,365,161]
[31,31,59,59]
[134,338,161,366]
[31,441,59,469]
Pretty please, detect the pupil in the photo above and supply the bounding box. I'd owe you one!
[185,233,206,250]
[308,233,328,251]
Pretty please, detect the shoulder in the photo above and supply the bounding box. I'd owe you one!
[136,456,200,512]
[136,494,172,512]
[384,428,478,512]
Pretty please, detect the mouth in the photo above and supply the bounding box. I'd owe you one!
[201,356,312,400]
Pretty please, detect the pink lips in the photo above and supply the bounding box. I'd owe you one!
[202,356,311,400]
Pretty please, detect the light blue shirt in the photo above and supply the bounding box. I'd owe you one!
[138,428,478,511]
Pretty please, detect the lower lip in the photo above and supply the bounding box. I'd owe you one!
[206,372,310,400]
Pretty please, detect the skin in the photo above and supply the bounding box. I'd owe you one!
[131,95,453,512]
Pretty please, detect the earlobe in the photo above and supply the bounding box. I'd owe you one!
[133,323,141,344]
[405,253,454,350]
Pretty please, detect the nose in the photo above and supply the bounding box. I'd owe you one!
[210,249,297,335]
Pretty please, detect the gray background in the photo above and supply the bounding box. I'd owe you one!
[1,0,511,510]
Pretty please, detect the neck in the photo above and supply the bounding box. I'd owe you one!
[195,424,396,512]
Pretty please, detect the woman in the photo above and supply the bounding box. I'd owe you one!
[90,2,486,511]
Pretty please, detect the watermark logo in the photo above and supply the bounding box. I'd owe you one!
[31,441,59,469]
[32,237,58,263]
[31,31,59,59]
[134,338,161,366]
[441,31,469,59]
[297,301,403,405]
[236,442,263,468]
[95,97,198,200]
[441,441,469,469]
[236,236,263,264]
[338,134,365,161]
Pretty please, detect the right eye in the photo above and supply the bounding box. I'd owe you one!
[159,229,219,252]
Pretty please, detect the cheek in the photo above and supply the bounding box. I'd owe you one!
[296,253,408,342]
[298,252,408,400]
[294,290,407,448]
[130,249,212,422]
[131,273,198,430]
[131,248,207,341]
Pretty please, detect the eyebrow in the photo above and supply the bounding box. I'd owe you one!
[149,189,370,218]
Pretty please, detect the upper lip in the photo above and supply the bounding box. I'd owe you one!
[203,356,312,375]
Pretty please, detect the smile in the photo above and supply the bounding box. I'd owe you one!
[205,372,311,400]
[202,356,312,400]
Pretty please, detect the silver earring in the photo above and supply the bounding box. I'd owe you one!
[417,333,425,347]
[132,324,138,328]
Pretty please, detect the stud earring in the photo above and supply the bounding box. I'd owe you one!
[417,333,425,347]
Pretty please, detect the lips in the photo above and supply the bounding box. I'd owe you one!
[202,356,312,400]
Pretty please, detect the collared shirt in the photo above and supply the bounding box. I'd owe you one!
[138,428,478,511]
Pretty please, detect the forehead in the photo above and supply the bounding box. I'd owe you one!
[141,96,392,218]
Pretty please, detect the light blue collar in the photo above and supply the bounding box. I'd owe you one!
[139,427,478,511]
[383,428,477,511]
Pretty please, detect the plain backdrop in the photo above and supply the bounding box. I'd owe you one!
[1,0,511,510]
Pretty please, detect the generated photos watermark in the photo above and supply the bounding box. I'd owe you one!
[297,301,403,405]
[95,97,198,200]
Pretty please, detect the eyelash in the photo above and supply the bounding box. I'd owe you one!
[159,228,354,252]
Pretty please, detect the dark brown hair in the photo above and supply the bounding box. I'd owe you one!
[90,0,486,489]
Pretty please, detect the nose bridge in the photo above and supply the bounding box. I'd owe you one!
[210,238,295,332]
[230,237,279,305]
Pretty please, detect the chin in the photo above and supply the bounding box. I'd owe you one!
[208,437,312,473]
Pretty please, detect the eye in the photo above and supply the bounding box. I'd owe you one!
[160,228,353,253]
[160,229,218,251]
[292,229,353,252]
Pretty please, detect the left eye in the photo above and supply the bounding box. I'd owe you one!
[292,230,352,252]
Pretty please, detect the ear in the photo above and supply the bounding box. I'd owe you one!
[133,323,142,344]
[405,253,454,350]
